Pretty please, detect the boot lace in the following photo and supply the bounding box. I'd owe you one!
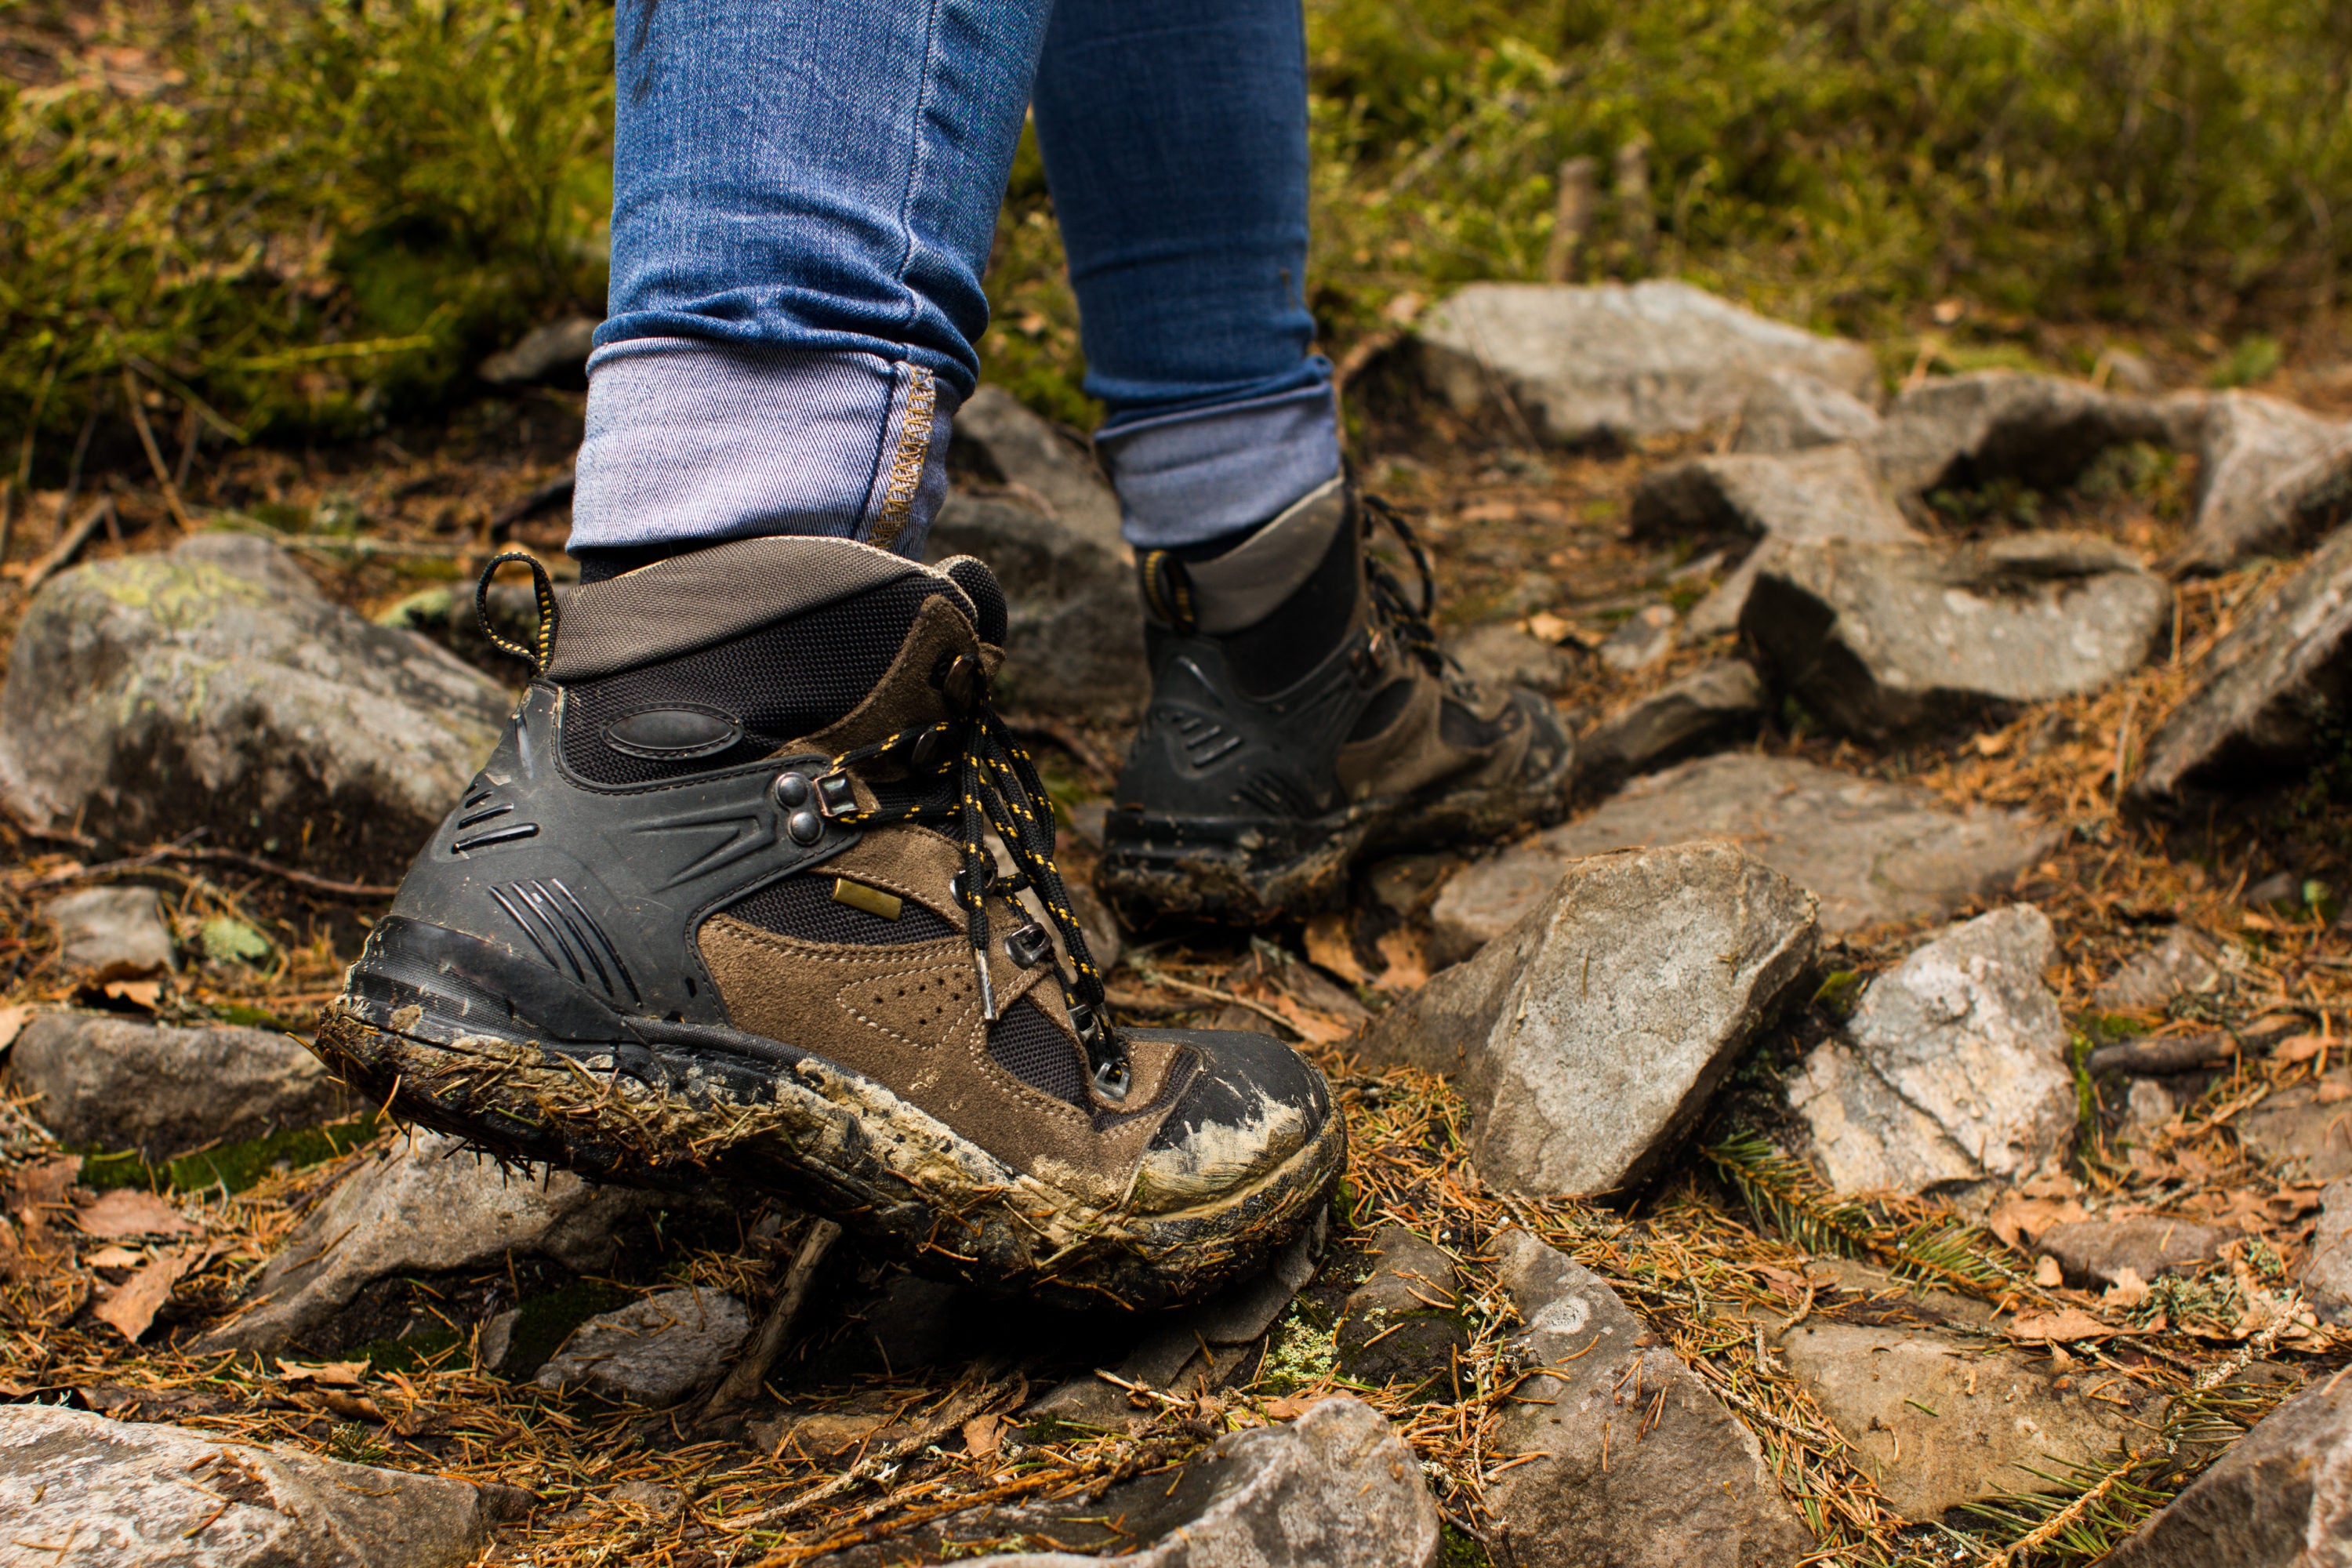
[477,552,1131,1101]
[1359,494,1462,687]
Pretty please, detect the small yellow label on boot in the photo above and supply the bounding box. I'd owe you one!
[832,878,903,921]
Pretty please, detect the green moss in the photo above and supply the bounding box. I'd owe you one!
[1811,969,1864,1019]
[497,1278,632,1374]
[209,1002,294,1031]
[78,1114,379,1195]
[1439,1522,1492,1568]
[351,1324,464,1377]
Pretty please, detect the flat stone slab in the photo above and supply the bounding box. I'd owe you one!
[1484,1229,1811,1566]
[1788,905,2076,1194]
[926,492,1146,715]
[1429,753,2055,952]
[536,1287,751,1406]
[2130,520,2352,808]
[0,535,510,880]
[1415,280,1875,445]
[2035,1218,2226,1289]
[1779,1321,2149,1520]
[0,1403,503,1568]
[5,1011,351,1163]
[1744,535,2169,742]
[1574,659,1766,798]
[45,886,175,979]
[199,1131,646,1355]
[1359,843,1817,1196]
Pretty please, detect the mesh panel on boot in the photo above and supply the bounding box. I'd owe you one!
[560,578,949,786]
[939,557,1008,645]
[987,997,1089,1107]
[725,871,957,945]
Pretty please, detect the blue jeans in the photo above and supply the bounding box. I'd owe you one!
[572,0,1338,559]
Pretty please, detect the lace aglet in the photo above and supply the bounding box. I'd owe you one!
[974,949,998,1021]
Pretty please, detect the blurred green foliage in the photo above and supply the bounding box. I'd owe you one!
[9,0,2352,445]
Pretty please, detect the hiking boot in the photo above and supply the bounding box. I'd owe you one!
[312,539,1343,1310]
[1098,479,1574,925]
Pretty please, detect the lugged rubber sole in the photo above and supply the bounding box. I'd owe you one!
[310,1003,1346,1312]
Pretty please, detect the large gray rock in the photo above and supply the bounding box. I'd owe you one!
[2239,1068,2352,1184]
[2092,927,2223,1012]
[1865,370,2178,507]
[1485,1229,1810,1567]
[1788,904,2075,1194]
[1414,281,1876,445]
[1744,534,2169,742]
[2129,522,2352,808]
[2035,1218,2225,1289]
[1576,659,1766,795]
[1779,1321,2146,1520]
[2301,1178,2352,1325]
[199,1131,646,1354]
[1359,843,1817,1196]
[1429,753,2055,949]
[977,1396,1440,1568]
[5,1011,350,1163]
[2103,1377,2352,1567]
[0,1403,503,1567]
[45,885,175,979]
[535,1287,750,1405]
[2176,390,2352,573]
[950,387,1123,550]
[1334,1225,1465,1387]
[1730,368,1884,454]
[926,492,1146,715]
[1445,622,1579,695]
[0,537,510,880]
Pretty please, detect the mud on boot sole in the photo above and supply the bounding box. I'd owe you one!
[311,999,1345,1314]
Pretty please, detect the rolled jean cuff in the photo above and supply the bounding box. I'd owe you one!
[569,337,953,560]
[1097,382,1341,549]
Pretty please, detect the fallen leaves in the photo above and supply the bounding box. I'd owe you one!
[93,1243,199,1341]
[276,1358,368,1388]
[74,1188,200,1239]
[2007,1308,2118,1343]
[1988,1196,2091,1251]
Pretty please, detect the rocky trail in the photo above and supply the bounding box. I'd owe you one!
[3,284,2352,1566]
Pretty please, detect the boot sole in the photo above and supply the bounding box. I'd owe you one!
[1098,733,1578,927]
[312,1000,1345,1312]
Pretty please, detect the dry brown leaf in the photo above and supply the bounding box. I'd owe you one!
[1523,611,1573,644]
[1989,1196,2091,1250]
[101,979,162,1010]
[94,1244,197,1341]
[0,1004,34,1052]
[277,1358,369,1388]
[2103,1267,2150,1309]
[2320,1083,2352,1105]
[2278,1034,2325,1064]
[961,1414,1001,1459]
[1373,928,1428,994]
[2033,1255,2064,1288]
[2008,1308,2115,1342]
[74,1189,199,1239]
[1260,1394,1318,1421]
[1302,914,1370,987]
[83,1244,143,1269]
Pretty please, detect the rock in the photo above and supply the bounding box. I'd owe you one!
[2102,1376,2352,1567]
[2247,869,2306,911]
[174,528,327,602]
[1357,843,1817,1196]
[2302,1179,2352,1324]
[1779,1322,2147,1520]
[1414,280,1876,446]
[1788,905,2074,1194]
[1483,1229,1811,1567]
[45,886,175,979]
[0,1403,496,1567]
[1599,604,1677,672]
[5,1011,350,1163]
[1445,622,1578,695]
[1433,753,2054,942]
[2118,1079,2180,1145]
[1743,535,2169,742]
[2034,1218,2225,1289]
[198,1131,647,1355]
[1730,369,1884,453]
[606,1480,686,1519]
[2176,390,2352,572]
[2129,522,2352,808]
[2092,927,2223,1012]
[2238,1068,2352,1182]
[925,493,1147,715]
[950,386,1124,549]
[0,542,512,880]
[976,1397,1440,1568]
[535,1287,750,1405]
[1334,1225,1466,1386]
[1631,445,1917,548]
[1865,370,2176,507]
[1577,659,1766,793]
[480,315,598,386]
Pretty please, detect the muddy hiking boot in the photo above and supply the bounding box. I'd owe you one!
[312,539,1344,1310]
[1098,478,1575,927]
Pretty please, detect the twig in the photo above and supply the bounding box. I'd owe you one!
[27,840,396,900]
[122,368,193,534]
[24,497,113,591]
[699,1218,842,1428]
[1133,967,1294,1032]
[53,405,97,542]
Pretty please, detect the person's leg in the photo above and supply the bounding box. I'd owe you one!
[569,0,1050,563]
[1031,0,1338,551]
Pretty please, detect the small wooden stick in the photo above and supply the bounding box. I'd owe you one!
[24,496,112,591]
[122,368,194,533]
[699,1217,843,1426]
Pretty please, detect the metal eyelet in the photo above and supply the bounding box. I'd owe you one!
[814,771,858,818]
[1004,923,1052,969]
[950,863,996,904]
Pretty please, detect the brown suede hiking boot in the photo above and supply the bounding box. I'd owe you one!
[311,539,1343,1310]
[1097,480,1575,926]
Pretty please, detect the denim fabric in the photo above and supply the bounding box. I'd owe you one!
[572,0,1337,559]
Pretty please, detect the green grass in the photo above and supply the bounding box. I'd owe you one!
[78,1112,381,1194]
[10,0,2352,445]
